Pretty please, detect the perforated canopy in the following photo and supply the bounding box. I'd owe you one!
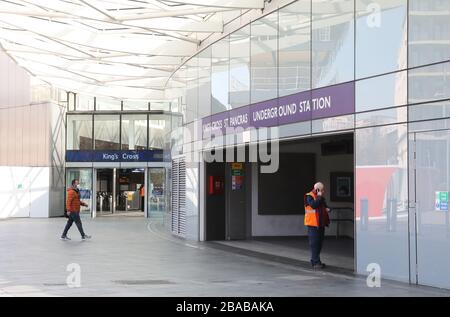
[0,0,265,100]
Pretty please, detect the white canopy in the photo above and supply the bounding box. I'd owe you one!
[0,0,265,100]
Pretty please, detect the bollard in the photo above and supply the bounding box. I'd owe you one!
[361,198,369,231]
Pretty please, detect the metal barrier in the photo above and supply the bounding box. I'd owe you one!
[329,207,354,239]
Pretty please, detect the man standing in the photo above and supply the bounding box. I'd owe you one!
[304,182,331,269]
[140,185,145,212]
[61,179,92,241]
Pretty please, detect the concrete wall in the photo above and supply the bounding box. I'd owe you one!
[0,51,66,218]
[0,166,50,218]
[252,139,354,238]
[0,51,31,108]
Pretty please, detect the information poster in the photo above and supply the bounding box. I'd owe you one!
[435,191,449,211]
[231,163,244,190]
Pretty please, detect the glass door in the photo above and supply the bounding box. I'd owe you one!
[412,129,450,289]
[95,169,114,215]
[66,168,92,216]
[116,168,145,215]
[148,168,167,218]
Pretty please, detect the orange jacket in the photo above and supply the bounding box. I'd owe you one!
[66,188,82,212]
[304,191,330,227]
[140,186,145,197]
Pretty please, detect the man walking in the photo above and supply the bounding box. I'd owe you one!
[304,182,331,269]
[61,179,91,241]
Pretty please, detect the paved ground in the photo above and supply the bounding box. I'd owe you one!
[0,216,449,297]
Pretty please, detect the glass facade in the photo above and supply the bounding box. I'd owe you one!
[94,115,120,150]
[121,115,148,150]
[251,11,278,103]
[212,38,230,114]
[67,113,175,151]
[279,0,311,97]
[356,0,407,79]
[67,115,92,150]
[409,0,450,67]
[312,0,354,88]
[230,26,250,108]
[149,114,171,151]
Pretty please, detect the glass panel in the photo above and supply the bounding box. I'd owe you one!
[356,106,407,128]
[186,57,198,123]
[68,92,75,111]
[356,71,407,112]
[123,100,149,111]
[355,124,409,281]
[251,11,278,103]
[356,0,407,79]
[149,114,171,150]
[121,115,147,150]
[279,0,311,97]
[175,65,188,123]
[230,26,250,108]
[96,97,121,111]
[76,94,95,111]
[66,168,92,215]
[96,169,113,215]
[410,100,450,122]
[150,101,171,111]
[116,169,145,213]
[58,89,68,108]
[198,47,211,117]
[278,121,311,138]
[212,37,230,114]
[171,98,180,113]
[409,61,450,104]
[171,114,184,155]
[414,129,450,289]
[312,0,354,88]
[148,168,167,217]
[94,115,120,150]
[409,0,450,68]
[312,114,354,133]
[66,114,92,150]
[409,118,450,133]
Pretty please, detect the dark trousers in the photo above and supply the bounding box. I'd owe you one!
[141,197,145,211]
[62,212,86,238]
[308,226,325,266]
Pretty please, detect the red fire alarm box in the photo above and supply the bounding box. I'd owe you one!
[208,175,224,195]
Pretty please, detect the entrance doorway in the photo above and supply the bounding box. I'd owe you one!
[96,169,114,215]
[66,167,168,219]
[116,169,145,215]
[93,168,145,217]
[205,133,355,271]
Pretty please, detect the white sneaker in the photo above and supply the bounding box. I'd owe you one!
[81,235,91,241]
[60,236,71,241]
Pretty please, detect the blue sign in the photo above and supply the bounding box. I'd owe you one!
[66,150,167,162]
[79,189,91,199]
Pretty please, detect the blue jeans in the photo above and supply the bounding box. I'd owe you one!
[307,226,325,266]
[62,212,86,238]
